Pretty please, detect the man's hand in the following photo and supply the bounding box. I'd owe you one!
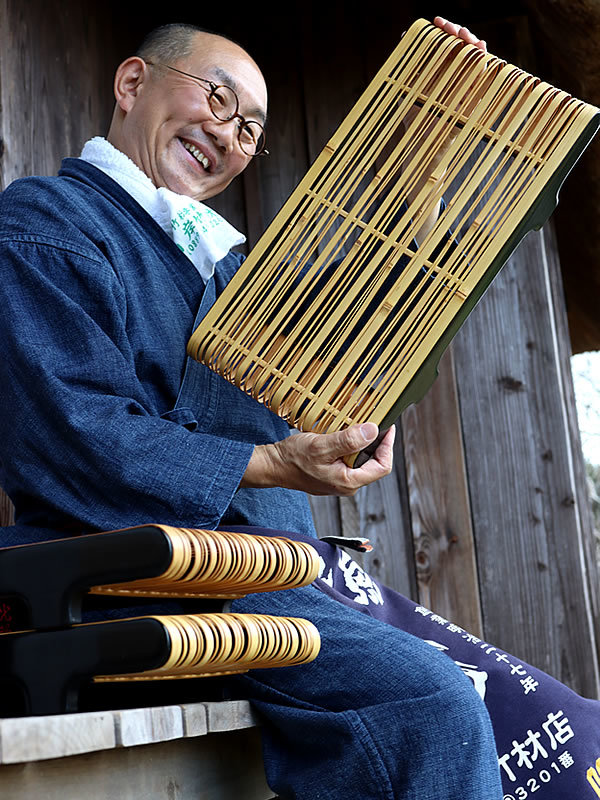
[240,423,395,496]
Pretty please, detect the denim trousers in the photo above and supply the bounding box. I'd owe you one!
[230,584,504,800]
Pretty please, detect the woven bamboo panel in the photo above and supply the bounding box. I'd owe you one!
[188,18,599,440]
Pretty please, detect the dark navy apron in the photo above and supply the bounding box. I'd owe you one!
[222,526,600,800]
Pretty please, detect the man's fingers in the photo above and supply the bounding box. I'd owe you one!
[434,16,487,51]
[375,424,396,461]
[251,423,394,496]
[434,16,459,36]
[351,425,396,479]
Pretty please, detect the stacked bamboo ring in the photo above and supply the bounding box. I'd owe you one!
[95,612,321,681]
[90,527,321,599]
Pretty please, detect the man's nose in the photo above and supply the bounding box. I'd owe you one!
[204,117,237,153]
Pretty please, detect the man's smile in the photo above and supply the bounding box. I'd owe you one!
[179,138,213,171]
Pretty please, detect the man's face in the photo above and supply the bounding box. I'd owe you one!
[114,34,268,201]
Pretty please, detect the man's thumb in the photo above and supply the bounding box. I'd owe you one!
[359,423,379,442]
[335,422,379,454]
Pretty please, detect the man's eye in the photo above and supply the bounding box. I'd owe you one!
[239,122,258,144]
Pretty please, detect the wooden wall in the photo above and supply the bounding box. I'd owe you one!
[0,0,131,524]
[0,0,598,697]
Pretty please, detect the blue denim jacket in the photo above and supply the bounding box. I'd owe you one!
[0,159,316,539]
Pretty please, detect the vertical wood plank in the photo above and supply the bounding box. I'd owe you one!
[299,1,368,541]
[309,494,343,541]
[544,224,600,648]
[0,0,122,185]
[453,227,599,695]
[338,460,417,597]
[401,348,484,635]
[246,29,309,235]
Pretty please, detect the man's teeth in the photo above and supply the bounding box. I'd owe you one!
[182,141,209,169]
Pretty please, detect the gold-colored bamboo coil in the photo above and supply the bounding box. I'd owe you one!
[89,526,320,598]
[94,612,321,681]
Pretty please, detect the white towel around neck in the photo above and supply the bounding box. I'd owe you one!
[80,136,246,282]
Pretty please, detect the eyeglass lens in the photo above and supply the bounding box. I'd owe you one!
[207,85,265,156]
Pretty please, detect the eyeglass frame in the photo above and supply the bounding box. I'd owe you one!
[143,60,269,157]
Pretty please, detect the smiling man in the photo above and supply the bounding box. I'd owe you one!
[0,21,504,800]
[109,32,268,200]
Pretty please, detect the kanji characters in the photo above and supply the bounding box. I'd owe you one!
[182,218,195,239]
[414,606,431,617]
[520,676,539,694]
[430,613,448,625]
[446,623,463,634]
[510,730,549,769]
[542,710,574,749]
[558,751,574,768]
[509,663,527,677]
[338,550,383,606]
[497,710,576,783]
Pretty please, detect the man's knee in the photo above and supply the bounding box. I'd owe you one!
[232,584,483,714]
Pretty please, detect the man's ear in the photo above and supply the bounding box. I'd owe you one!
[113,57,148,113]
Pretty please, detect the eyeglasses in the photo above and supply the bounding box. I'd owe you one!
[144,61,268,157]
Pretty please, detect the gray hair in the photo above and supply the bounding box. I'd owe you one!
[135,23,244,64]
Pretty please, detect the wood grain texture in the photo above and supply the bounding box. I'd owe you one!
[204,699,260,733]
[543,223,600,648]
[179,703,209,738]
[401,348,483,636]
[0,0,125,526]
[0,0,119,186]
[0,700,258,765]
[0,710,116,764]
[0,0,596,699]
[246,26,310,240]
[0,728,271,800]
[338,466,416,597]
[453,227,599,696]
[114,705,184,749]
[309,494,344,541]
[299,3,375,261]
[525,0,600,351]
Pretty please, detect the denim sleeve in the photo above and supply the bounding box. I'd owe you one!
[0,239,254,532]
